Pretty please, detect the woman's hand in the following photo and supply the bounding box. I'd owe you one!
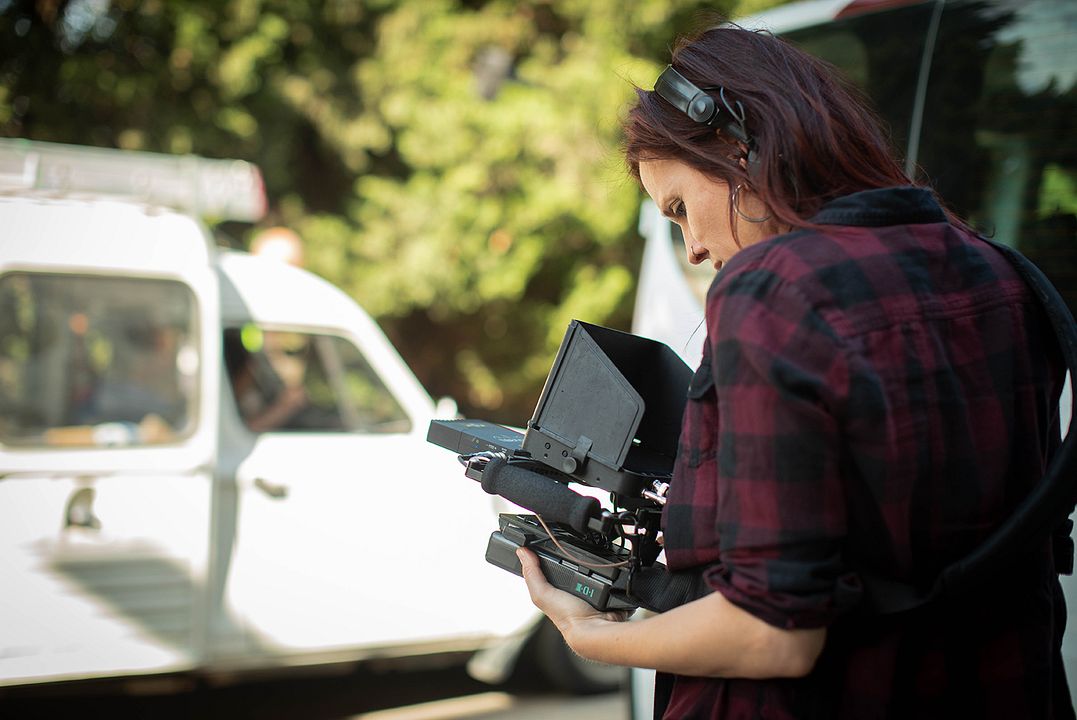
[515,548,629,656]
[517,548,825,677]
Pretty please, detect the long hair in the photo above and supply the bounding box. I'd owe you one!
[625,25,918,231]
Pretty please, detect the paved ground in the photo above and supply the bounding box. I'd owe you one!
[0,663,630,720]
[352,691,626,720]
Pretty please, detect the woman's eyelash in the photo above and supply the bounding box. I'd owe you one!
[668,200,686,218]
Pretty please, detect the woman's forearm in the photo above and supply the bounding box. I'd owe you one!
[563,592,826,679]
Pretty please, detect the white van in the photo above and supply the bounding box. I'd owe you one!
[630,0,1076,715]
[0,139,610,694]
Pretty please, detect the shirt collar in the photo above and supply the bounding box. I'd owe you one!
[809,186,948,227]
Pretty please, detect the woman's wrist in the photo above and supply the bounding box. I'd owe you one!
[561,613,621,663]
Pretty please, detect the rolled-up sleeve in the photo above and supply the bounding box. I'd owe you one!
[702,267,862,629]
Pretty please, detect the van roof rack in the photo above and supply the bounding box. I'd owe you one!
[0,138,266,222]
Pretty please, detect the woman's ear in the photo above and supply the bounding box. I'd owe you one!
[731,183,772,228]
[732,141,751,173]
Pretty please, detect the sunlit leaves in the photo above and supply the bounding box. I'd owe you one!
[1,0,784,419]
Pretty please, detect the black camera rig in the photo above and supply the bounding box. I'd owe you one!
[427,321,707,613]
[428,418,665,611]
[429,240,1077,617]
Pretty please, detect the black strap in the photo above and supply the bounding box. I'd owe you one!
[613,562,713,614]
[864,241,1077,615]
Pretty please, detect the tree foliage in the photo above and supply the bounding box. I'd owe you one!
[1,0,791,421]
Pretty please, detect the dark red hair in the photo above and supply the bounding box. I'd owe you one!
[625,25,917,230]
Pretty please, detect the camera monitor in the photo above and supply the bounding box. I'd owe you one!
[522,320,692,496]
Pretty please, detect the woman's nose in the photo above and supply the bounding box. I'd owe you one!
[686,244,708,265]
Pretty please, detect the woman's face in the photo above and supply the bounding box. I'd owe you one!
[639,158,774,271]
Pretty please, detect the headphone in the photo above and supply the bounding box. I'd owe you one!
[653,64,760,173]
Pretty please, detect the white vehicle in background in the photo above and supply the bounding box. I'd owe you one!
[0,139,610,695]
[630,0,1076,716]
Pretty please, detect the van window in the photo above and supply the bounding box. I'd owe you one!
[784,1,937,158]
[0,273,199,447]
[223,327,411,434]
[917,0,1077,315]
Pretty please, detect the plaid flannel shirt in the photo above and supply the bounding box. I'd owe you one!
[659,187,1070,719]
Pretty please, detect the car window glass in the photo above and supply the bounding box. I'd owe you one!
[321,335,413,434]
[0,273,199,447]
[918,0,1077,315]
[223,327,411,434]
[785,3,935,156]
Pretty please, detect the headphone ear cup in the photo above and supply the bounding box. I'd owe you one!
[687,95,717,124]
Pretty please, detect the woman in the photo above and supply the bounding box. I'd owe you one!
[517,25,1069,719]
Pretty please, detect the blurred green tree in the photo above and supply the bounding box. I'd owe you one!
[0,0,792,421]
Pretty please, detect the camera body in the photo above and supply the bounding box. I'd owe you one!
[488,514,637,611]
[427,321,694,611]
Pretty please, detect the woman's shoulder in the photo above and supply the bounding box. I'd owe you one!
[709,217,1026,339]
[706,218,967,317]
[707,225,858,303]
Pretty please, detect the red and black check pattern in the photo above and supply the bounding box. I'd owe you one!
[660,187,1071,719]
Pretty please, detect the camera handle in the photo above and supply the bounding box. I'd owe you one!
[475,456,601,536]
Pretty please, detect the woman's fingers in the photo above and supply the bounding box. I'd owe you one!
[516,548,626,624]
[516,547,555,608]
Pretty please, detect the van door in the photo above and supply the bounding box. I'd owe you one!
[220,325,529,660]
[0,204,219,686]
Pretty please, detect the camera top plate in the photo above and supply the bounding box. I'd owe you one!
[427,418,523,456]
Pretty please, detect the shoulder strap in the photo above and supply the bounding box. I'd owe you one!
[864,240,1077,615]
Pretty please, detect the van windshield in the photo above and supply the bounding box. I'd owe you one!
[0,273,199,447]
